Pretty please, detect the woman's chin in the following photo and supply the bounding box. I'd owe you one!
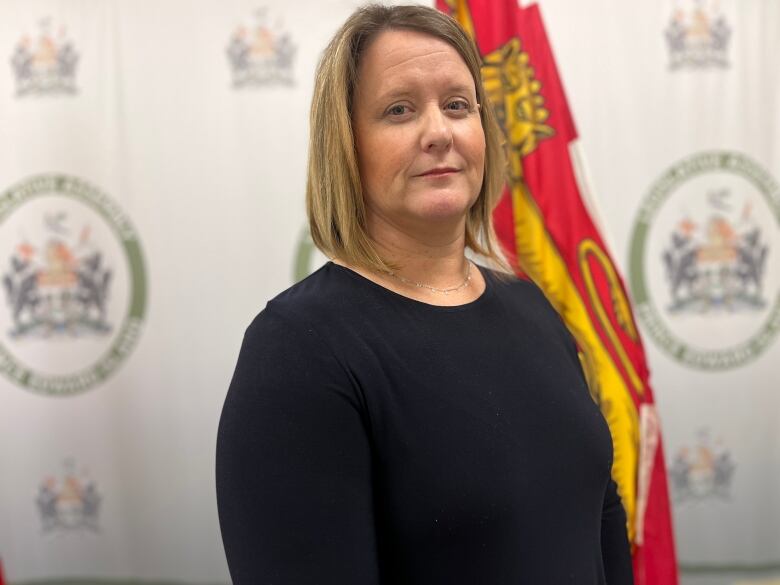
[410,191,475,223]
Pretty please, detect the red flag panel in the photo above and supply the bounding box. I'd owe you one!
[437,1,679,583]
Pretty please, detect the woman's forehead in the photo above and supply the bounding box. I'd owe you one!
[357,29,475,99]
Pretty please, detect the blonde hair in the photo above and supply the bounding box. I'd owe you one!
[306,3,508,273]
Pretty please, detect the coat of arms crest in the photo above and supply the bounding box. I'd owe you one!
[662,190,768,313]
[10,18,79,96]
[3,212,112,338]
[37,459,102,532]
[226,9,296,88]
[665,1,731,70]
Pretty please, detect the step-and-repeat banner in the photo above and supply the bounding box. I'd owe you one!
[1,0,777,582]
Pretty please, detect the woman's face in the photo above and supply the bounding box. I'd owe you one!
[352,29,486,237]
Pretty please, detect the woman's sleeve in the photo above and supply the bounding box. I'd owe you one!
[546,298,635,584]
[601,476,635,584]
[216,306,380,585]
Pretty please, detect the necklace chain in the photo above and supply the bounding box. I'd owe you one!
[388,261,472,295]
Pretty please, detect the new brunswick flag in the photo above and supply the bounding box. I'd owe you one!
[437,1,679,583]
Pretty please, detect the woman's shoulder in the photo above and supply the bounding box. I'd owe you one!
[237,264,354,377]
[243,262,356,345]
[266,261,346,314]
[482,268,571,335]
[482,268,553,307]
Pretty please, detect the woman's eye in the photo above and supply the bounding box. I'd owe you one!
[387,104,408,116]
[446,100,470,112]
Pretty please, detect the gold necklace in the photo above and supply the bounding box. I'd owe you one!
[387,261,472,295]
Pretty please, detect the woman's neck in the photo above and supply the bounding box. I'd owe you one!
[372,235,470,290]
[333,212,486,307]
[369,210,471,287]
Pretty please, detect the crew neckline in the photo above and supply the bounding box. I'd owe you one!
[327,261,494,312]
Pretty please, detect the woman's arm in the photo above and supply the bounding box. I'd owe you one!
[546,298,634,584]
[216,306,380,585]
[601,477,635,584]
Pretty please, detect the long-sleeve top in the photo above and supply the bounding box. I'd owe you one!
[216,262,634,584]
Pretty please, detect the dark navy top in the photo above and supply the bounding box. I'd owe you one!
[216,262,634,584]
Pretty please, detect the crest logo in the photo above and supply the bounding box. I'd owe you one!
[0,175,147,395]
[665,0,731,70]
[4,212,113,339]
[669,428,735,502]
[629,152,780,370]
[10,18,79,97]
[226,9,296,88]
[662,191,768,314]
[37,458,102,532]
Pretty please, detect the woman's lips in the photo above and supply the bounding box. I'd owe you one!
[417,168,460,178]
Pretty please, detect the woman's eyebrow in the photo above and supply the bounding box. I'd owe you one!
[375,88,415,103]
[375,83,475,104]
[442,83,475,96]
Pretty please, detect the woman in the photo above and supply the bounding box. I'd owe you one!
[216,4,634,584]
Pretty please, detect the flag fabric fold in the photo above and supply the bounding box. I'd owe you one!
[436,1,679,583]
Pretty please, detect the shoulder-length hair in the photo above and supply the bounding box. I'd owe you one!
[306,3,508,273]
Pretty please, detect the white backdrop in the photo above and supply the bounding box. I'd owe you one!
[0,0,778,583]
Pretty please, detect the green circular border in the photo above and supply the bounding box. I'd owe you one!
[0,174,147,395]
[293,226,315,283]
[628,151,780,370]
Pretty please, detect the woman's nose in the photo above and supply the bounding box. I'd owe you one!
[420,107,453,152]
